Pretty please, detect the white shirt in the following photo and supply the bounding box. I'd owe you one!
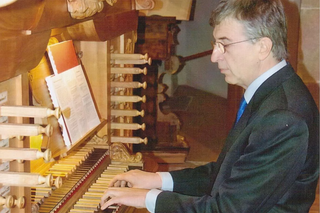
[145,60,287,213]
[243,60,287,103]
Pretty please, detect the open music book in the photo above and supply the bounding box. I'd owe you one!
[46,41,100,146]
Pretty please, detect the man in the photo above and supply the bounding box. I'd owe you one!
[100,0,319,212]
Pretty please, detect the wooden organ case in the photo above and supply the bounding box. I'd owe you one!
[0,0,152,212]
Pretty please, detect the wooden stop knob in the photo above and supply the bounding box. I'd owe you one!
[0,195,14,208]
[54,176,63,188]
[14,196,26,209]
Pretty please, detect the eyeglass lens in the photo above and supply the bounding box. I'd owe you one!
[211,41,225,53]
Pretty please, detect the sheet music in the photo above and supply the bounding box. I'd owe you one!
[46,65,100,145]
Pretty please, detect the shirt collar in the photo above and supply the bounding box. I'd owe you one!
[244,60,287,103]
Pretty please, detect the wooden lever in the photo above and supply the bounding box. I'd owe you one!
[0,106,61,119]
[0,123,53,138]
[0,148,51,162]
[111,123,146,130]
[111,67,147,75]
[166,50,212,74]
[112,57,152,65]
[111,81,147,89]
[0,172,53,187]
[111,109,144,117]
[111,53,148,60]
[111,136,148,144]
[111,95,146,103]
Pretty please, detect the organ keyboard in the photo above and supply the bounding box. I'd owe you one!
[0,1,154,212]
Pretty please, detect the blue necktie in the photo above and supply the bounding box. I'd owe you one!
[236,96,247,123]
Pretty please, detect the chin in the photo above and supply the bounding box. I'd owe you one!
[224,77,236,85]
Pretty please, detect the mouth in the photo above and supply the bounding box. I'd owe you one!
[219,68,227,73]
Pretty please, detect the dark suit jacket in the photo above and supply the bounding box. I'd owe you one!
[155,64,319,213]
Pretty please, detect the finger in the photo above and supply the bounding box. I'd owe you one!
[109,177,120,187]
[100,187,122,206]
[109,174,126,187]
[100,192,111,207]
[120,180,127,187]
[101,197,117,210]
[111,180,120,187]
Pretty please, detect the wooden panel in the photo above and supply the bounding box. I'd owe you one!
[305,82,320,109]
[94,10,138,41]
[76,41,111,138]
[65,10,138,41]
[0,0,135,39]
[33,0,136,35]
[0,0,45,38]
[0,30,51,82]
[140,0,194,21]
[136,16,176,60]
[0,74,31,213]
[283,0,301,71]
[0,0,136,82]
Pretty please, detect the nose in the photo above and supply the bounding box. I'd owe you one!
[211,47,221,63]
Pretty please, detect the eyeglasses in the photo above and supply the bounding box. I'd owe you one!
[211,38,260,54]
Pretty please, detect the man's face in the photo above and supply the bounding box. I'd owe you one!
[211,18,261,89]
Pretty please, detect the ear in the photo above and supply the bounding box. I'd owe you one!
[258,37,273,61]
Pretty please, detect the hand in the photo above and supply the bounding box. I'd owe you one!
[100,187,149,210]
[109,170,162,189]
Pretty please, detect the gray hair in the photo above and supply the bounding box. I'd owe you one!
[210,0,288,61]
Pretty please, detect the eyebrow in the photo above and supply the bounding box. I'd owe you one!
[213,36,232,43]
